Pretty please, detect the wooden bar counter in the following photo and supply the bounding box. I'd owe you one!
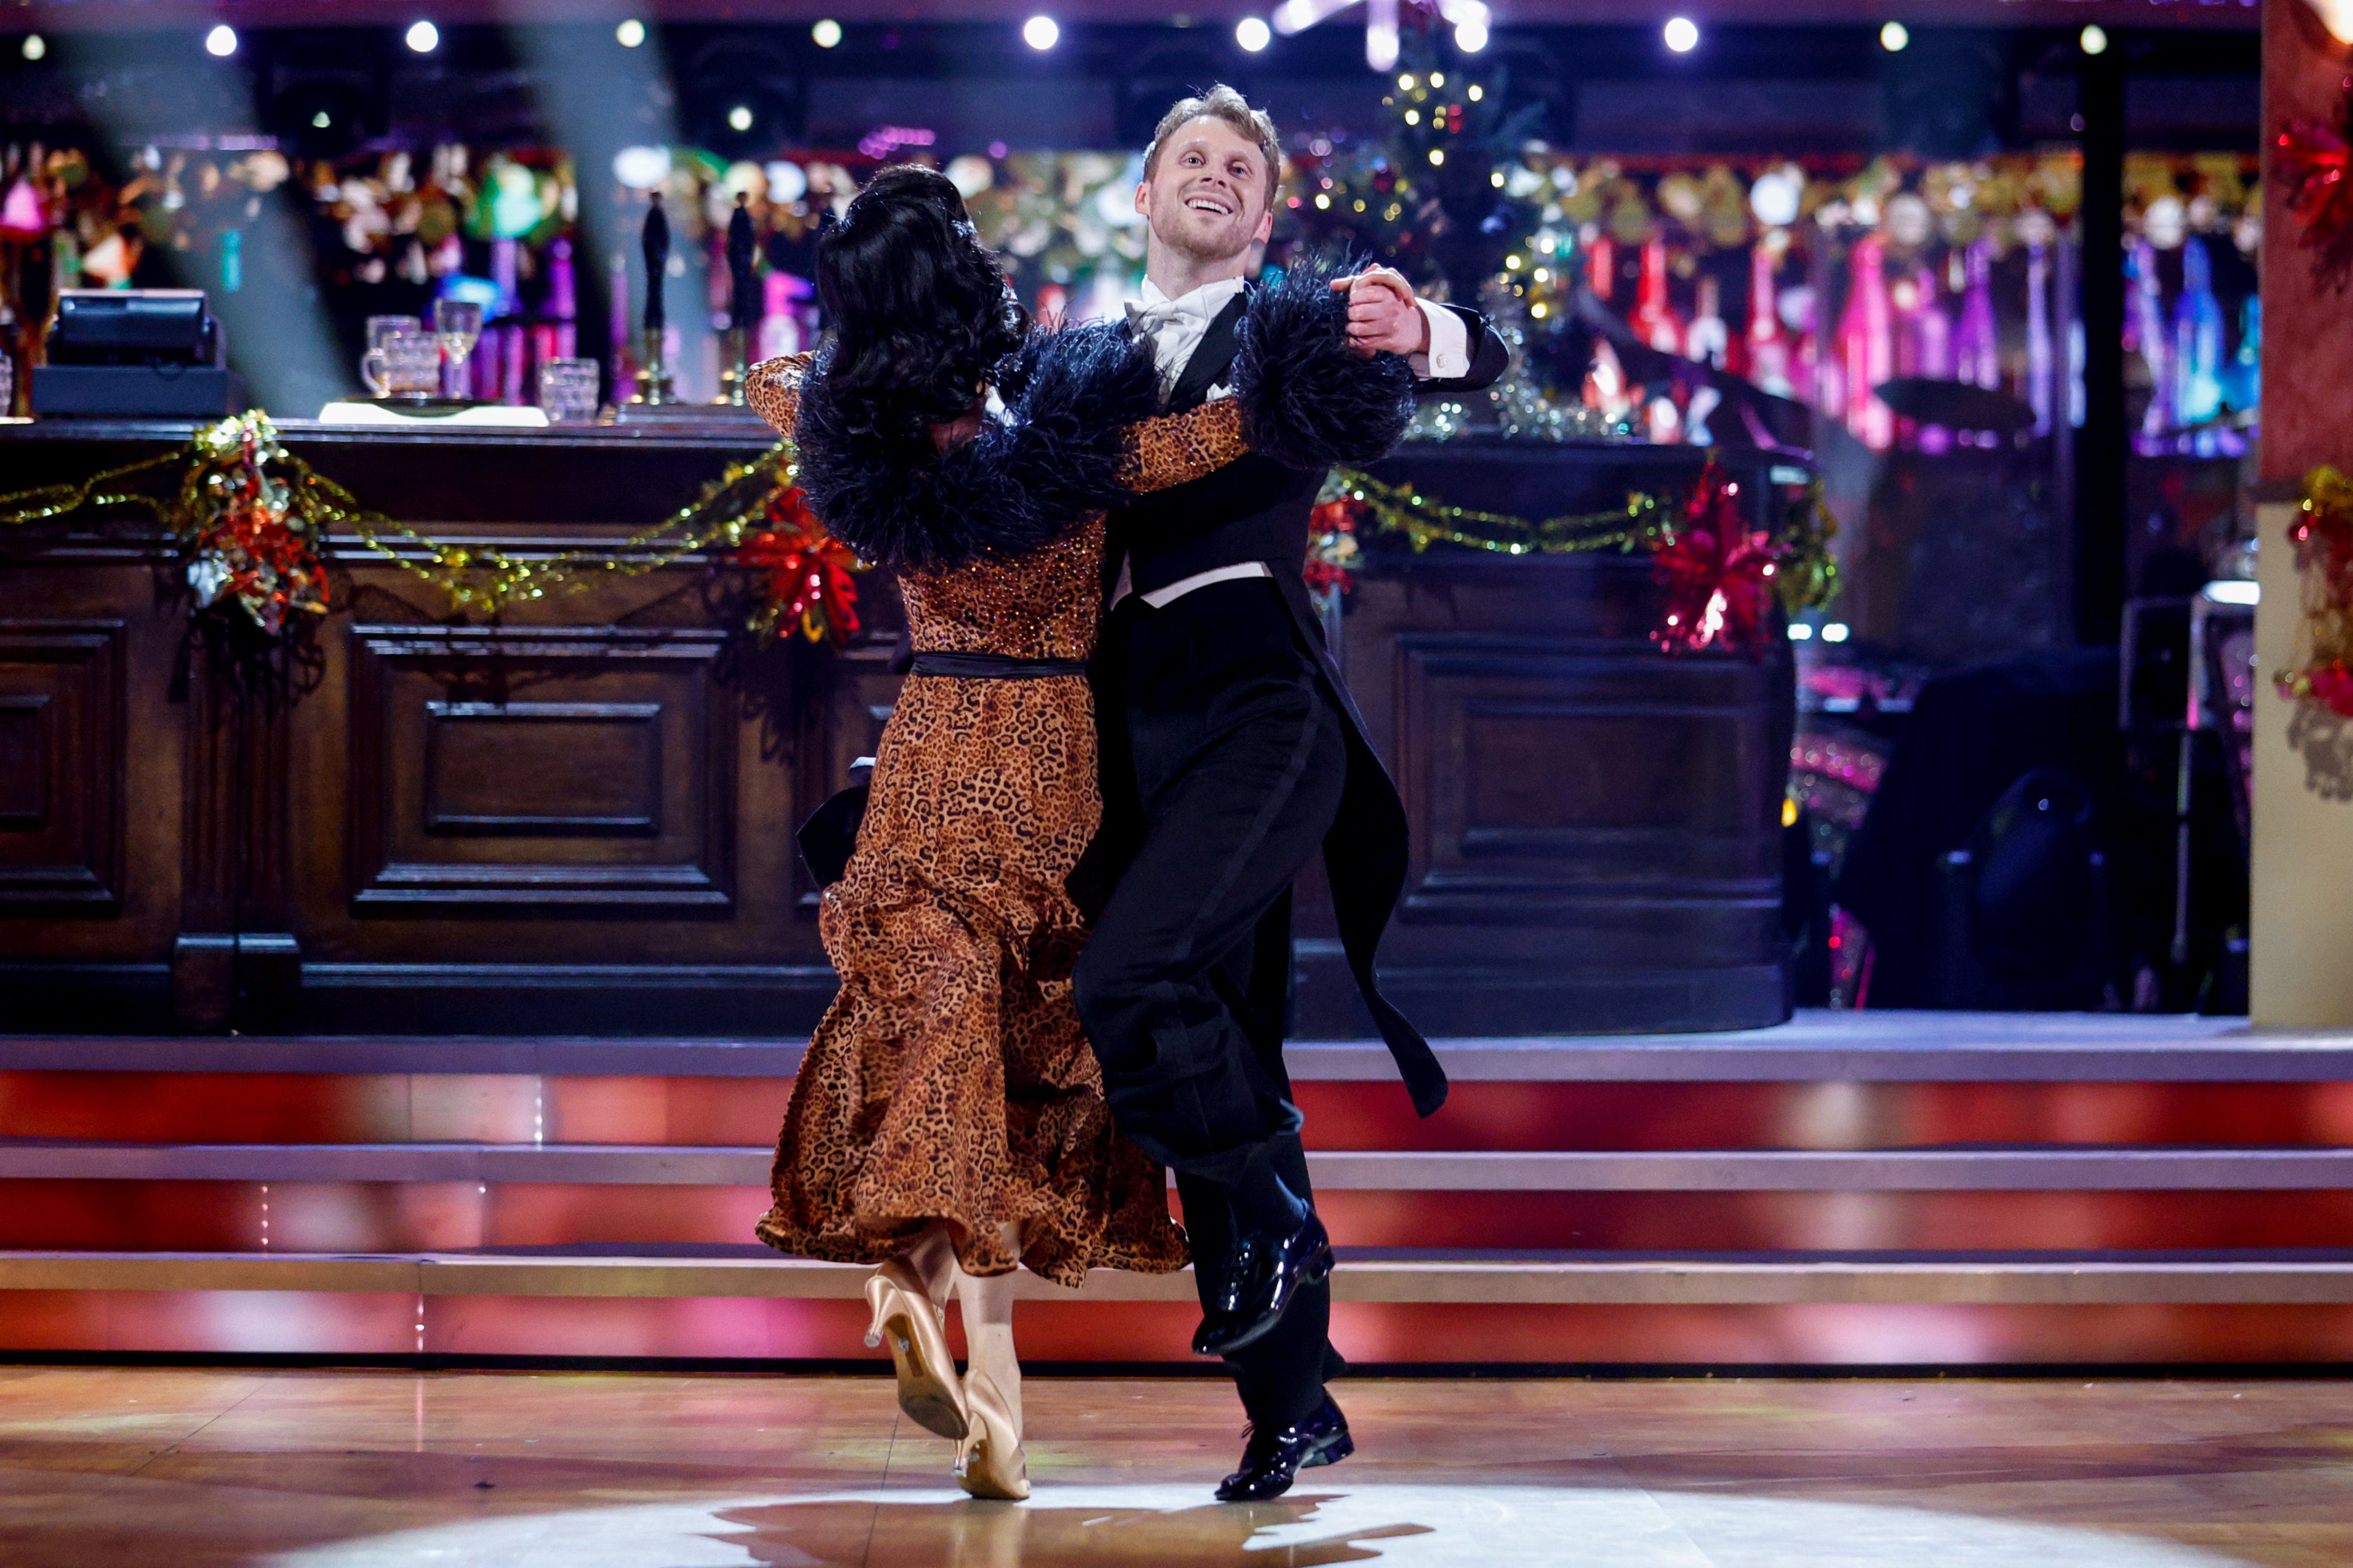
[0,419,1796,1038]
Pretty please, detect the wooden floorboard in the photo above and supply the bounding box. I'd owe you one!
[1,1366,2345,1565]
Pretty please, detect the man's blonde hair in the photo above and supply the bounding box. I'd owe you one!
[1143,84,1283,206]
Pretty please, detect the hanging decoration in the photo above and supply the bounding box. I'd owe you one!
[1305,496,1363,596]
[2275,465,2353,717]
[1651,462,1782,656]
[0,413,858,645]
[2275,75,2353,291]
[1319,458,1839,657]
[179,414,332,634]
[734,484,863,644]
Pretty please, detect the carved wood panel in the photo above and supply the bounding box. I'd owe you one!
[348,626,735,914]
[0,620,125,912]
[1395,633,1780,923]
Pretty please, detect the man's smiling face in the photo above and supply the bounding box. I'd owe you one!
[1136,115,1274,266]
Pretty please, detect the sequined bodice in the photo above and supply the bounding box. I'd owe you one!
[898,516,1104,662]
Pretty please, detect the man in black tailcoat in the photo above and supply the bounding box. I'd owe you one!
[1072,85,1508,1501]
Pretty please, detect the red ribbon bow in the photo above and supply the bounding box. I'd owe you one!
[735,486,862,644]
[2275,77,2353,286]
[1651,461,1779,657]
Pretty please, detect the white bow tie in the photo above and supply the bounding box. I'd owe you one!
[1126,299,1199,333]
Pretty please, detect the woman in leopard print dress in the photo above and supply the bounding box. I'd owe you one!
[744,168,1410,1498]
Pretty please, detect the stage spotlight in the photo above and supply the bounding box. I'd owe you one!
[727,104,754,131]
[1235,15,1271,50]
[312,110,331,128]
[205,23,239,57]
[1880,20,1908,51]
[616,18,646,47]
[1821,622,1851,643]
[1454,18,1488,50]
[20,33,44,60]
[2079,23,2107,54]
[1663,15,1699,53]
[1023,15,1059,49]
[405,19,440,53]
[811,18,842,47]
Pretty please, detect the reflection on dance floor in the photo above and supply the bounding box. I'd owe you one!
[262,1484,2246,1566]
[5,1371,2331,1567]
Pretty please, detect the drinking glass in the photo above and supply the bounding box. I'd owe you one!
[431,299,484,399]
[360,315,423,394]
[537,358,602,424]
[361,330,442,399]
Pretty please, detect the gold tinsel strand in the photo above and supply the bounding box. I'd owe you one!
[1324,466,1840,615]
[0,413,807,619]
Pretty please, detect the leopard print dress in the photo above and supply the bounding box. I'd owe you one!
[744,355,1246,1286]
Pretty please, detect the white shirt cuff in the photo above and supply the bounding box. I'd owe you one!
[1407,299,1471,381]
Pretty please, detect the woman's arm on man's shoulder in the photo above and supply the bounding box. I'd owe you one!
[746,353,815,437]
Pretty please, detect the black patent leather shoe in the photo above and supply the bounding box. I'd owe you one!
[1215,1394,1353,1502]
[1193,1211,1333,1358]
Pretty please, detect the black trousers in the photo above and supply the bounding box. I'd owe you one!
[1074,583,1350,1430]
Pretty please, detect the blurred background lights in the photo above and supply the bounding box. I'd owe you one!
[1820,623,1852,643]
[20,33,44,60]
[1235,15,1271,51]
[1022,15,1059,49]
[203,23,238,57]
[311,110,331,129]
[1879,20,1909,50]
[1663,15,1699,52]
[765,160,808,202]
[405,19,440,52]
[1454,16,1489,50]
[811,18,842,47]
[1749,167,1802,226]
[727,105,754,132]
[611,144,672,190]
[2080,22,2108,53]
[615,18,645,47]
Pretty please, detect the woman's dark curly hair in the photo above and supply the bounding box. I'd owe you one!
[815,165,1027,446]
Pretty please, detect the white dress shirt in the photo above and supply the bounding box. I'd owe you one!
[1125,274,1473,401]
[1116,273,1470,609]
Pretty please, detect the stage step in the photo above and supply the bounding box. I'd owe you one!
[5,1140,2353,1190]
[5,1248,2352,1305]
[5,1011,2350,1080]
[5,1014,2349,1363]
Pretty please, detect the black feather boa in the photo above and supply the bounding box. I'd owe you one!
[1231,252,1418,471]
[793,322,1162,573]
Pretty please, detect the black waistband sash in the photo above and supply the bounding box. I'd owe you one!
[907,651,1090,679]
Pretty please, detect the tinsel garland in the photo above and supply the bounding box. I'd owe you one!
[1318,459,1840,656]
[1321,467,1670,558]
[0,412,861,644]
[2275,465,2353,716]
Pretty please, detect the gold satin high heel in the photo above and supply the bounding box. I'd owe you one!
[864,1259,969,1441]
[954,1369,1029,1501]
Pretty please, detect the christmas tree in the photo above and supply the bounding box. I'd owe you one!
[1281,33,1618,438]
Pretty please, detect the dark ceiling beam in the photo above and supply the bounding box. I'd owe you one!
[0,0,2260,33]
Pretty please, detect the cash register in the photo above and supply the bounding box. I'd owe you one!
[32,289,247,417]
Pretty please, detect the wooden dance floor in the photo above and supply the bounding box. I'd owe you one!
[2,1367,2346,1565]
